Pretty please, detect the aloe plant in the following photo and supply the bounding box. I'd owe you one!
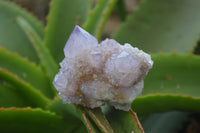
[1,0,200,132]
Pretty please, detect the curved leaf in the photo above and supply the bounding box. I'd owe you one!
[0,48,54,98]
[76,106,116,133]
[49,99,115,132]
[76,106,101,133]
[83,0,118,40]
[0,1,44,63]
[44,0,89,63]
[0,68,50,108]
[0,107,64,133]
[133,94,200,115]
[49,99,102,133]
[16,17,58,82]
[113,0,200,53]
[85,108,114,133]
[106,107,144,133]
[132,54,200,114]
[0,85,28,107]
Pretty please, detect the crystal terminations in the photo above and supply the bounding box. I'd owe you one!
[53,25,153,111]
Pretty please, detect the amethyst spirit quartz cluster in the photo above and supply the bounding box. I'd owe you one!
[53,25,153,111]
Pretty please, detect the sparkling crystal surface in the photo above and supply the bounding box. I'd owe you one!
[53,25,153,111]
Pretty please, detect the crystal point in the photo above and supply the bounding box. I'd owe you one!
[64,25,98,58]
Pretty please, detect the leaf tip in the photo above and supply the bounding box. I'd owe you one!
[0,46,6,50]
[88,10,92,15]
[45,27,48,33]
[165,75,172,80]
[186,95,192,98]
[189,51,193,55]
[156,93,161,95]
[166,93,172,95]
[172,50,177,54]
[177,94,183,96]
[45,15,49,21]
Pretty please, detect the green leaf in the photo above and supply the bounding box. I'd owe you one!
[113,0,200,53]
[143,54,200,96]
[44,0,90,63]
[0,85,28,107]
[0,1,44,63]
[106,107,144,133]
[49,99,102,133]
[16,16,58,82]
[133,95,200,115]
[132,54,200,114]
[0,107,65,133]
[0,48,54,98]
[0,68,50,108]
[76,106,101,133]
[116,0,126,21]
[83,107,114,133]
[143,111,189,133]
[83,0,118,40]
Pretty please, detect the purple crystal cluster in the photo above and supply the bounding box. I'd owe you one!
[53,25,153,111]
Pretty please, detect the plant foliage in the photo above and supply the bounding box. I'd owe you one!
[0,0,200,132]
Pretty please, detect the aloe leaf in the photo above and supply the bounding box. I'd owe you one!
[113,0,200,53]
[52,101,114,133]
[143,54,200,96]
[83,0,118,40]
[132,54,200,114]
[106,107,144,133]
[134,95,200,115]
[0,68,50,108]
[83,107,114,133]
[143,111,189,133]
[0,48,54,98]
[49,99,103,133]
[76,106,101,133]
[50,100,114,132]
[0,1,44,63]
[116,0,126,21]
[0,85,28,107]
[16,17,58,82]
[0,107,66,133]
[44,0,89,63]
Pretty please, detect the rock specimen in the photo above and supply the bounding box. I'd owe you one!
[53,25,153,111]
